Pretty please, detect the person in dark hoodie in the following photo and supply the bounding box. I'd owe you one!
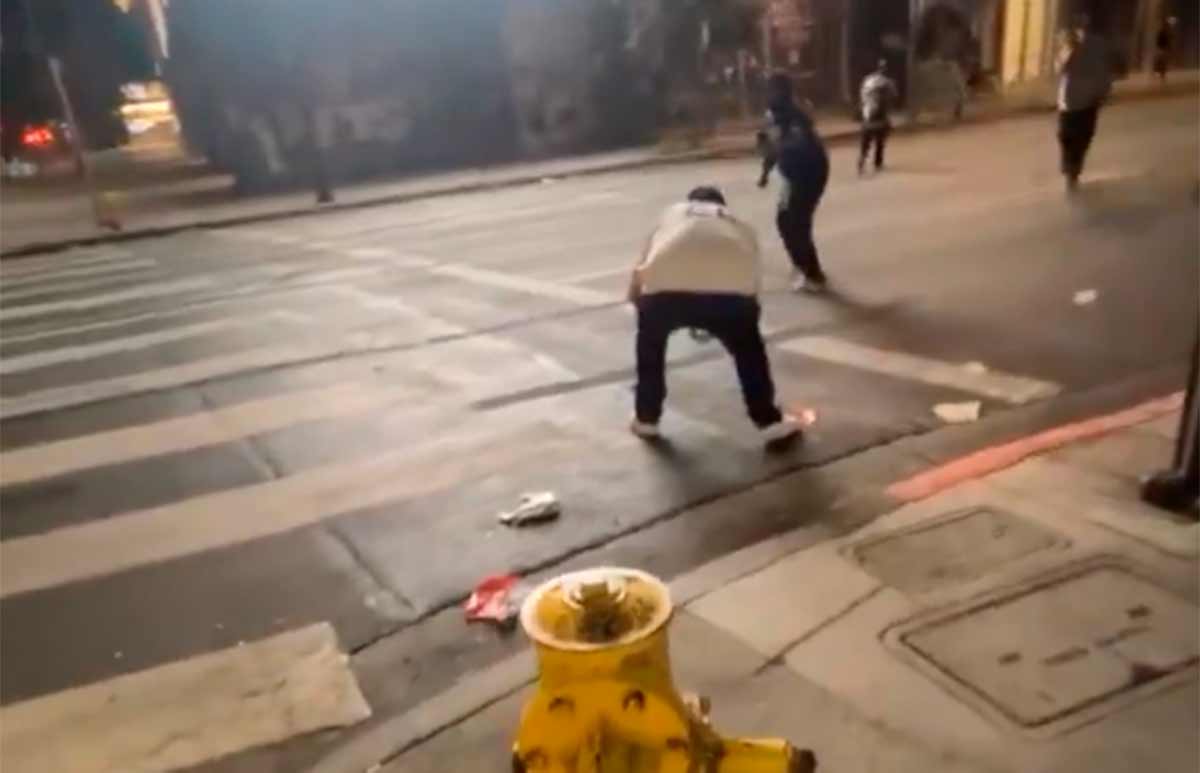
[757,73,830,293]
[1056,14,1114,192]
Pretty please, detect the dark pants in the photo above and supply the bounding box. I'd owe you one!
[1154,51,1169,80]
[635,292,781,428]
[859,125,889,169]
[1058,105,1100,179]
[775,153,829,282]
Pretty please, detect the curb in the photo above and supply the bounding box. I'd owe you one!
[886,391,1184,502]
[304,526,828,773]
[2,84,1194,260]
[304,380,1185,773]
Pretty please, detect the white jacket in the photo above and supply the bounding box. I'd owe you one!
[636,202,760,297]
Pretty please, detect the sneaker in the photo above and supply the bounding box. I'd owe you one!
[761,415,802,449]
[791,275,827,294]
[630,418,661,439]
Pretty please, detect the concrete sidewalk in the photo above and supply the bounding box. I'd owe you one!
[361,397,1197,773]
[2,71,1195,258]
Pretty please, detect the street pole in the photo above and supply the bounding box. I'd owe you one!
[306,104,334,205]
[1018,0,1032,82]
[47,57,119,230]
[906,0,917,106]
[762,14,773,73]
[20,0,118,229]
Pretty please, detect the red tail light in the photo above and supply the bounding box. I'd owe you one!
[21,126,54,147]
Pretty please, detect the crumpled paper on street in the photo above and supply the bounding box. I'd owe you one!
[497,491,561,526]
[961,361,989,375]
[933,400,982,424]
[464,575,536,628]
[464,574,519,625]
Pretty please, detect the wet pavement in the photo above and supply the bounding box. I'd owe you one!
[0,96,1197,772]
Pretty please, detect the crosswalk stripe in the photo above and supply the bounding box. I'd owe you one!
[0,277,218,323]
[0,262,358,330]
[0,258,157,291]
[1,268,162,304]
[777,335,1061,404]
[0,622,370,773]
[430,263,616,306]
[0,381,402,486]
[0,313,574,420]
[0,249,136,279]
[340,191,625,238]
[0,336,393,420]
[0,305,308,347]
[0,312,305,376]
[548,265,630,285]
[327,285,461,327]
[0,420,579,598]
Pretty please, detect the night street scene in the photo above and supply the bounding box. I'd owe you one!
[0,0,1198,771]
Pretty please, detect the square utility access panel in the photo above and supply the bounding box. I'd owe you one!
[846,506,1066,594]
[885,560,1199,736]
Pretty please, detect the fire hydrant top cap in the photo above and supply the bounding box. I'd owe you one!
[519,567,673,651]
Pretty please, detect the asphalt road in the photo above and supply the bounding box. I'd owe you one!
[0,96,1196,772]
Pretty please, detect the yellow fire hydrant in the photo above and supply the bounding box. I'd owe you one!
[512,567,817,773]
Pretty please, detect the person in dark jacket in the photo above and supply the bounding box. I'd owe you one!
[1056,15,1114,192]
[1154,16,1178,83]
[757,73,830,293]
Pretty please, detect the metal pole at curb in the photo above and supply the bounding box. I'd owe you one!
[47,57,121,232]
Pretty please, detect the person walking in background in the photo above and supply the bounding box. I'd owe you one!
[757,73,830,293]
[1056,14,1114,192]
[858,59,899,175]
[1154,16,1178,83]
[627,186,803,450]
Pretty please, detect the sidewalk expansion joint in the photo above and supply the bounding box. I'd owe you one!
[752,584,886,675]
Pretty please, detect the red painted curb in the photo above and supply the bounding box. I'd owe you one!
[886,391,1185,502]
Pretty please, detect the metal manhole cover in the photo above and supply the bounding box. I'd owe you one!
[845,507,1066,594]
[887,561,1199,735]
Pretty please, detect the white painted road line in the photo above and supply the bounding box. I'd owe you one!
[0,421,578,598]
[0,277,218,323]
[0,313,303,376]
[0,382,402,487]
[0,306,311,347]
[3,268,166,304]
[431,263,615,306]
[0,258,157,291]
[326,287,464,335]
[0,337,384,419]
[0,248,136,279]
[549,265,630,285]
[0,320,575,420]
[777,336,1061,404]
[0,623,370,773]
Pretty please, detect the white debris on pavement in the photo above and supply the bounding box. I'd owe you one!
[933,401,982,424]
[1073,289,1099,306]
[498,491,561,526]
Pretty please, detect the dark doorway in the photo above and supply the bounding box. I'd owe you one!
[847,0,911,102]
